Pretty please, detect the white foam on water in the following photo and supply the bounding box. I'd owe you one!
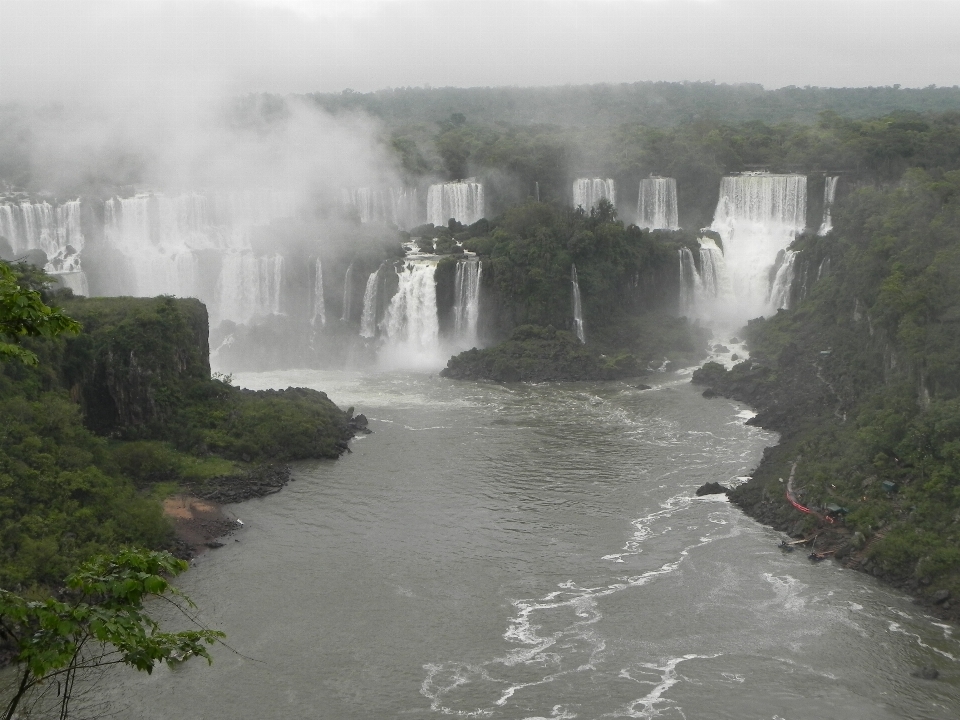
[888,622,958,661]
[617,654,721,719]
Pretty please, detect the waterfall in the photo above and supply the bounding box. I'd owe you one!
[426,181,484,227]
[818,176,839,236]
[382,260,441,366]
[341,263,355,323]
[573,178,615,212]
[340,187,418,228]
[100,190,295,323]
[359,267,381,338]
[708,173,806,321]
[678,238,729,318]
[637,178,679,230]
[0,199,88,291]
[571,265,585,343]
[312,258,326,327]
[678,247,698,314]
[768,249,798,310]
[453,259,482,348]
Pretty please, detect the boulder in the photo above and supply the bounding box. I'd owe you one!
[911,666,939,680]
[932,588,951,604]
[695,482,730,496]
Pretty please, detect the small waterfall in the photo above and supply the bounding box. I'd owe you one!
[341,263,355,323]
[359,267,381,338]
[677,238,729,318]
[453,259,482,347]
[213,253,283,325]
[768,249,797,310]
[426,181,484,227]
[312,258,326,327]
[573,178,615,212]
[571,265,585,343]
[637,178,679,230]
[535,182,540,202]
[818,176,839,236]
[708,173,806,321]
[382,260,441,365]
[678,247,698,314]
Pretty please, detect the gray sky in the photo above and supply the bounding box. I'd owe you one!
[1,0,959,106]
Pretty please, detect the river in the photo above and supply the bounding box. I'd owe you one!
[103,369,960,719]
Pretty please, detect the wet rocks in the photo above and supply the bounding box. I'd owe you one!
[911,666,940,680]
[932,589,952,604]
[696,482,730,496]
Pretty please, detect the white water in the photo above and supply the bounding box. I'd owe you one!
[341,187,420,228]
[573,178,615,212]
[768,249,798,310]
[818,175,839,236]
[381,252,441,368]
[707,173,806,322]
[101,191,296,324]
[679,238,728,318]
[341,263,355,324]
[359,268,381,338]
[637,177,679,230]
[426,181,484,227]
[452,259,482,349]
[0,198,88,292]
[571,264,585,343]
[311,258,326,327]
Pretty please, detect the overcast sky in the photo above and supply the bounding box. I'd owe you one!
[1,0,959,107]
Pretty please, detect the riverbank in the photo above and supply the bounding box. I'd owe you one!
[692,359,960,624]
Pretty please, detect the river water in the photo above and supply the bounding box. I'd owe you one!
[105,370,960,719]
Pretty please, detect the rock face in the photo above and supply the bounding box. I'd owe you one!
[60,296,210,435]
[696,482,730,496]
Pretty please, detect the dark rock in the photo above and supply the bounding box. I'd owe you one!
[729,337,741,344]
[635,384,652,390]
[696,482,730,496]
[713,344,730,353]
[702,388,719,398]
[932,589,951,604]
[731,353,739,361]
[911,666,939,680]
[205,541,225,549]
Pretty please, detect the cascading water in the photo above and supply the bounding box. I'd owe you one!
[452,259,482,349]
[382,250,441,368]
[571,264,585,343]
[0,198,88,293]
[312,258,326,327]
[637,177,679,230]
[768,249,798,310]
[359,268,381,338]
[573,178,615,212]
[678,238,728,318]
[341,263,356,323]
[341,187,420,228]
[101,191,295,324]
[426,181,484,227]
[707,173,806,322]
[818,176,839,236]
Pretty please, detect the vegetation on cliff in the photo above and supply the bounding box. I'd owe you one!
[0,263,352,590]
[693,169,960,610]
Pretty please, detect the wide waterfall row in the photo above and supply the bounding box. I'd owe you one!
[427,181,484,227]
[637,177,679,230]
[818,176,839,236]
[340,187,421,228]
[0,198,87,292]
[100,191,295,325]
[573,178,616,212]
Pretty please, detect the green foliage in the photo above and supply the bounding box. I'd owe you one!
[0,548,223,720]
[0,261,80,365]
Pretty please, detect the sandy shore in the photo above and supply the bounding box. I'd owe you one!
[163,495,240,556]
